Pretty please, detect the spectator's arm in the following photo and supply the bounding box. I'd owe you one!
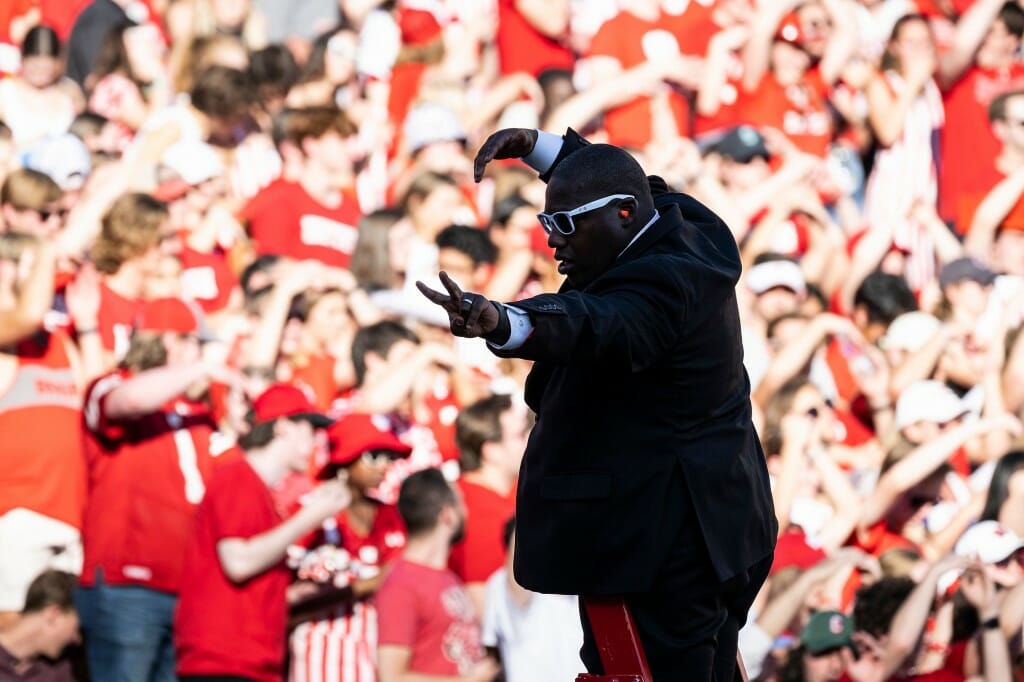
[889,324,958,395]
[65,265,108,385]
[999,575,1024,640]
[885,556,973,676]
[912,200,964,265]
[865,70,928,148]
[102,361,228,420]
[57,161,132,261]
[808,448,863,551]
[356,343,456,414]
[757,550,865,636]
[484,250,534,302]
[0,240,54,346]
[513,0,570,39]
[1004,322,1024,414]
[860,416,1022,528]
[772,413,813,532]
[697,27,748,116]
[818,0,859,85]
[753,314,859,407]
[839,219,896,313]
[544,60,668,133]
[733,151,819,252]
[464,72,545,135]
[378,645,497,682]
[244,263,317,370]
[742,0,802,91]
[218,482,349,583]
[918,490,985,561]
[966,167,1024,259]
[961,565,1014,682]
[938,0,1005,88]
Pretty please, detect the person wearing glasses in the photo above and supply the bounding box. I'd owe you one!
[417,127,777,681]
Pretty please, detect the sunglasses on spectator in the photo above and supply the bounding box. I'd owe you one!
[537,194,635,236]
[995,548,1024,569]
[33,206,68,221]
[805,399,834,418]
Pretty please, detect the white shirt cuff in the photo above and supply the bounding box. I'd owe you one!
[488,305,532,350]
[520,130,564,175]
[737,622,774,680]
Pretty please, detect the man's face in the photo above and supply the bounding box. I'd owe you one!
[282,419,317,472]
[803,649,845,682]
[996,96,1024,155]
[993,229,1024,275]
[39,607,81,659]
[437,247,480,290]
[494,405,529,478]
[755,286,801,322]
[979,19,1020,67]
[2,202,64,239]
[543,176,633,289]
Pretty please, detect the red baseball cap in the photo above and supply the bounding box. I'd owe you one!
[770,530,827,575]
[252,383,333,428]
[317,413,412,478]
[136,297,200,335]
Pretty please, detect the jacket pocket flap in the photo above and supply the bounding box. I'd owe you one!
[540,472,612,501]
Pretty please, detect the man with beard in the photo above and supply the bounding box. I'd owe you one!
[375,468,500,682]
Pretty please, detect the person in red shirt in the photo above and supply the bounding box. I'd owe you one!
[240,106,363,269]
[0,234,84,630]
[289,412,412,682]
[85,192,181,366]
[740,0,857,158]
[175,383,349,682]
[937,0,1024,227]
[75,297,240,682]
[495,0,574,78]
[376,468,499,682]
[582,0,698,150]
[448,394,527,616]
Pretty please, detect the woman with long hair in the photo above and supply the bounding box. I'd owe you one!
[0,25,83,153]
[86,22,170,137]
[981,450,1024,535]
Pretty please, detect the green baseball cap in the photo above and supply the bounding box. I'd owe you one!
[800,610,854,655]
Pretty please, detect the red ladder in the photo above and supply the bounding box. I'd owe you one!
[575,597,749,682]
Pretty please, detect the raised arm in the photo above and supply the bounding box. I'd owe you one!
[938,0,1005,88]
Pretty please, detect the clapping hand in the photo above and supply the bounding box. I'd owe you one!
[416,272,499,339]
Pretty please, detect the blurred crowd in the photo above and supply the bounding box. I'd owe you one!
[0,0,1023,680]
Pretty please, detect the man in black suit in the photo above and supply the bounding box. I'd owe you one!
[418,128,777,681]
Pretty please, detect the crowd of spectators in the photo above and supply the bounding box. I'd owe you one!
[0,0,1022,680]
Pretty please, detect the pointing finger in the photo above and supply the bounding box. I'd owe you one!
[416,280,454,307]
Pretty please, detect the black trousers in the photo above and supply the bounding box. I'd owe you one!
[579,501,772,681]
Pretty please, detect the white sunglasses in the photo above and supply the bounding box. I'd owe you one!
[537,193,635,236]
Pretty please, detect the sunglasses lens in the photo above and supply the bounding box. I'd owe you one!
[538,215,554,235]
[553,213,573,235]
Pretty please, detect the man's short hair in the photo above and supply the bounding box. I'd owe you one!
[397,468,456,536]
[998,1,1024,39]
[351,321,420,386]
[273,106,357,149]
[92,193,168,275]
[23,570,76,615]
[988,88,1024,122]
[548,143,651,205]
[436,225,497,267]
[1,169,62,211]
[853,272,917,326]
[190,66,258,119]
[455,394,513,472]
[70,112,108,140]
[249,44,299,100]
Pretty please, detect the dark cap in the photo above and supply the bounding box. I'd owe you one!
[938,257,996,289]
[710,126,770,164]
[800,611,855,655]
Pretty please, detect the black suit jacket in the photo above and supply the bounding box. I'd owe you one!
[492,130,777,596]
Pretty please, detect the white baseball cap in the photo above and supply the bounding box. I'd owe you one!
[404,103,466,153]
[746,259,807,296]
[161,140,223,186]
[880,312,942,353]
[955,521,1024,564]
[22,133,92,191]
[895,380,972,429]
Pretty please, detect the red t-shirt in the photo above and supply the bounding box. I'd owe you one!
[851,519,917,558]
[940,63,1024,225]
[80,370,218,593]
[957,186,1024,233]
[495,0,574,77]
[179,246,237,314]
[241,178,361,268]
[448,479,515,584]
[663,0,721,56]
[175,459,290,682]
[376,558,485,676]
[93,281,139,360]
[738,69,833,157]
[588,11,692,149]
